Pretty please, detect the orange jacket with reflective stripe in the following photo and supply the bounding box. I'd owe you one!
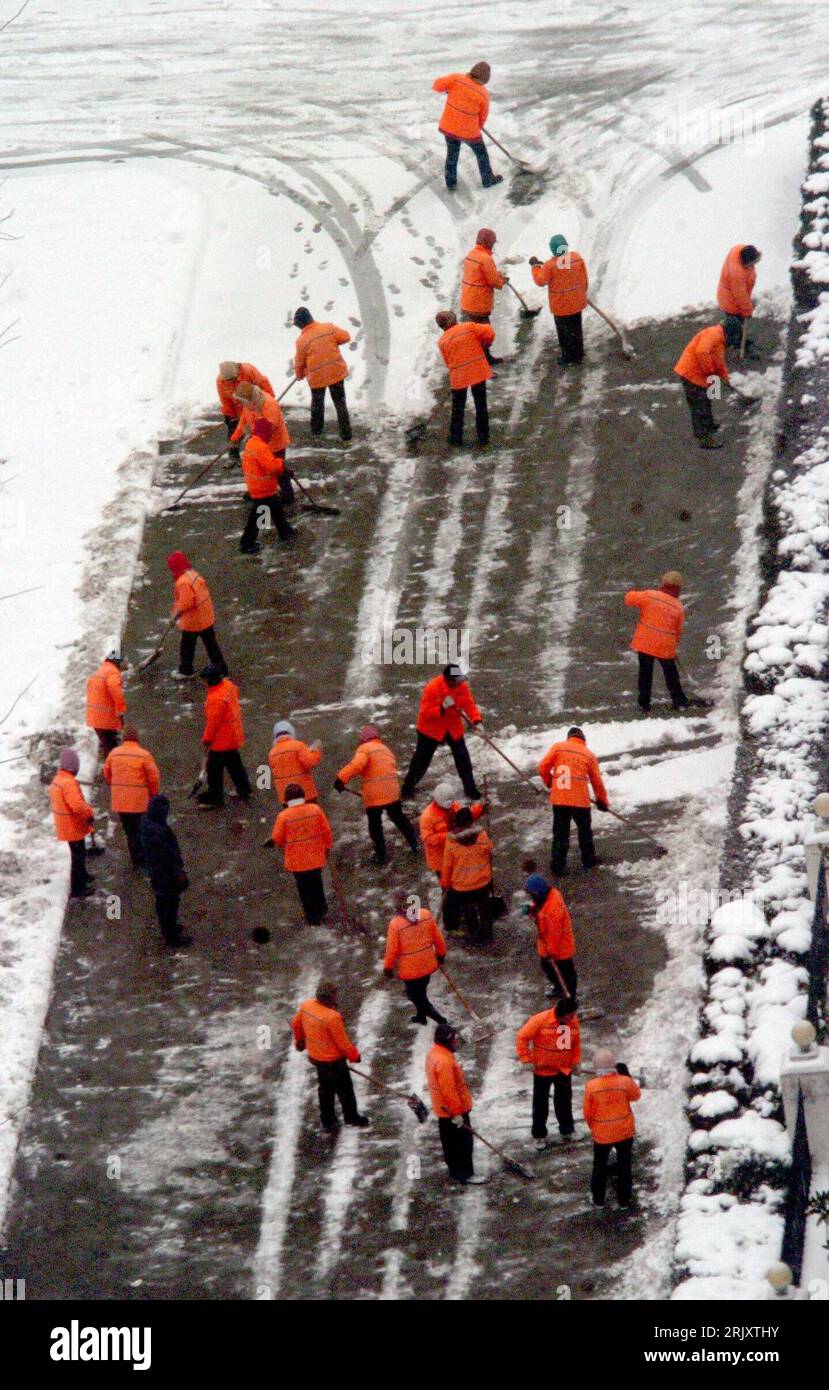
[426,1042,472,1117]
[532,251,589,316]
[216,363,273,417]
[516,1007,582,1076]
[533,888,575,959]
[440,827,492,891]
[291,998,359,1062]
[337,737,400,808]
[231,392,291,449]
[538,737,607,809]
[419,799,484,872]
[242,434,285,499]
[85,660,126,731]
[272,801,332,871]
[202,678,244,751]
[174,568,215,633]
[433,73,489,142]
[384,908,446,980]
[268,736,321,804]
[625,588,685,660]
[583,1071,641,1143]
[103,740,161,814]
[49,769,94,842]
[416,673,482,742]
[460,245,505,315]
[673,324,729,388]
[295,322,350,389]
[717,245,756,318]
[438,321,494,390]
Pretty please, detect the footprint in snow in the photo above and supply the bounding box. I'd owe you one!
[324,300,334,311]
[348,316,361,327]
[420,277,436,289]
[393,305,404,318]
[426,236,435,246]
[313,223,321,232]
[294,222,304,231]
[339,277,348,286]
[318,260,329,270]
[388,283,400,294]
[411,255,425,265]
[348,202,359,212]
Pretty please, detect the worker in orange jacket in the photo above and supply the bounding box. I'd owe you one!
[269,783,333,924]
[401,663,483,801]
[440,807,495,940]
[86,646,126,757]
[717,243,761,355]
[230,380,292,474]
[523,871,577,1001]
[419,782,485,876]
[460,228,507,365]
[384,890,448,1026]
[103,725,161,866]
[435,310,493,448]
[216,361,274,458]
[625,570,689,713]
[538,726,609,874]
[335,724,418,864]
[516,995,581,1148]
[196,665,251,808]
[432,62,501,191]
[239,418,295,553]
[166,551,227,678]
[530,234,589,365]
[673,322,729,450]
[293,308,352,441]
[49,748,95,899]
[583,1048,641,1209]
[268,720,322,805]
[425,1024,485,1183]
[291,980,368,1131]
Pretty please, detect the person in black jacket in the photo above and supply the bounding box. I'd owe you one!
[140,795,192,948]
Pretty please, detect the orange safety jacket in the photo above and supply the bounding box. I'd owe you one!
[432,72,489,142]
[384,908,446,980]
[272,801,332,872]
[516,1007,582,1076]
[583,1072,641,1144]
[268,737,321,804]
[242,434,285,499]
[337,737,400,808]
[103,740,161,814]
[440,827,493,892]
[438,321,494,390]
[292,997,359,1063]
[460,245,505,316]
[531,251,589,316]
[217,362,273,418]
[85,660,126,731]
[426,1042,473,1117]
[673,324,729,389]
[625,588,685,660]
[295,322,350,390]
[533,888,575,960]
[538,736,608,809]
[49,769,94,842]
[419,799,484,872]
[416,673,482,743]
[231,392,291,450]
[717,245,756,319]
[174,568,215,633]
[202,678,244,751]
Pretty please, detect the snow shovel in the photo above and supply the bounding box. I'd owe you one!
[462,1122,535,1181]
[137,615,177,672]
[462,712,543,796]
[86,829,106,858]
[187,756,208,799]
[287,470,341,517]
[675,657,714,710]
[437,964,495,1042]
[591,799,668,857]
[587,299,636,360]
[349,1065,429,1123]
[481,126,544,176]
[163,443,230,512]
[506,281,541,319]
[739,320,748,362]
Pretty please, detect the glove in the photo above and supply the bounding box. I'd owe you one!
[295,1039,306,1052]
[595,798,609,813]
[441,695,455,710]
[451,1114,465,1128]
[383,967,394,979]
[436,955,446,965]
[353,1051,361,1064]
[333,777,345,793]
[529,256,540,266]
[474,720,484,732]
[502,274,510,283]
[262,838,275,849]
[615,1062,630,1076]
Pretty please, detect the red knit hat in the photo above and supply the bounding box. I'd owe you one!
[477,228,496,249]
[167,551,189,577]
[359,724,380,743]
[252,418,274,443]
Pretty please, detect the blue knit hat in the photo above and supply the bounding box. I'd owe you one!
[293,307,313,328]
[549,234,568,256]
[525,873,549,901]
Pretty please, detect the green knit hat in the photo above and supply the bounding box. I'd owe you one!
[549,234,569,256]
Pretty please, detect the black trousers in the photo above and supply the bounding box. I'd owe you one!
[402,731,479,800]
[683,380,717,441]
[294,867,327,924]
[404,973,447,1024]
[532,1072,574,1138]
[443,135,495,189]
[443,884,493,941]
[155,891,182,944]
[366,800,418,861]
[551,805,596,872]
[637,652,688,710]
[119,812,145,866]
[553,312,584,363]
[540,954,578,1002]
[179,625,227,676]
[311,381,352,440]
[313,1058,359,1128]
[591,1137,634,1206]
[68,839,89,896]
[438,1113,474,1179]
[94,728,120,757]
[449,381,489,446]
[223,414,239,438]
[722,313,748,349]
[240,493,293,548]
[206,749,251,803]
